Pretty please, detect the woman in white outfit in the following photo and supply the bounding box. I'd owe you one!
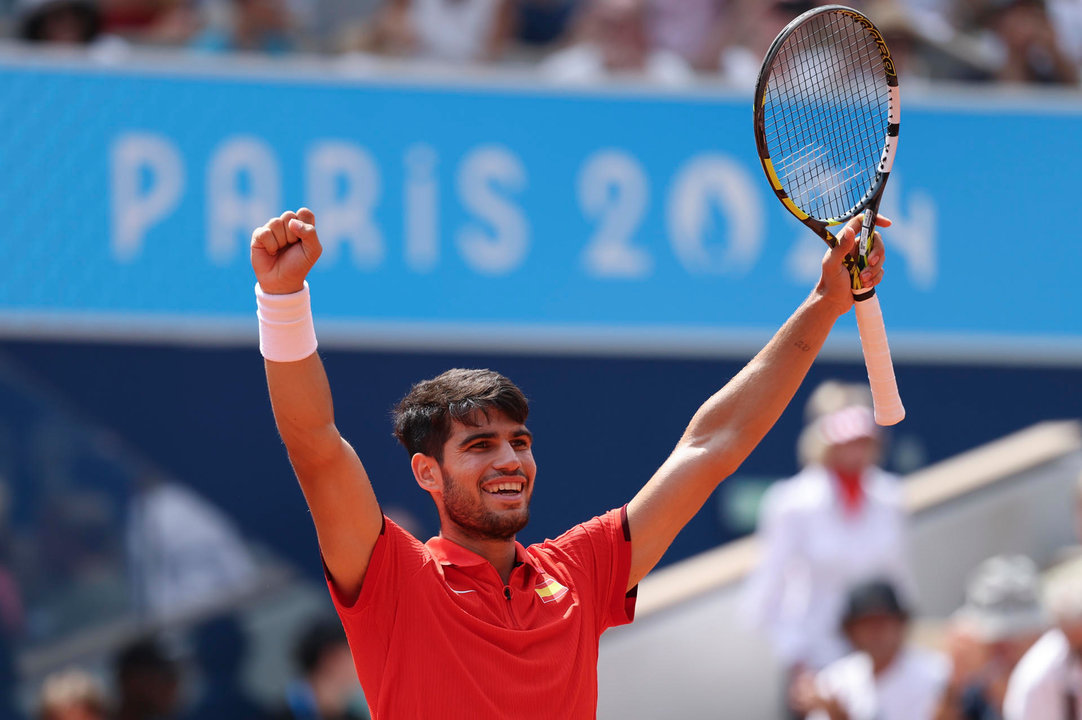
[743,383,916,712]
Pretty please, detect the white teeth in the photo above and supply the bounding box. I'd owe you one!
[487,482,523,493]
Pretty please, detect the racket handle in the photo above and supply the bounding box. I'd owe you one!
[853,291,905,426]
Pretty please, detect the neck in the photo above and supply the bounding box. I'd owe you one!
[439,526,518,584]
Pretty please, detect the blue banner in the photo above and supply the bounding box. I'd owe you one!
[2,54,1080,361]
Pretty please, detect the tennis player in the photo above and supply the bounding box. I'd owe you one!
[251,207,887,719]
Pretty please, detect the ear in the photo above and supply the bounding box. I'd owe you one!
[411,453,443,494]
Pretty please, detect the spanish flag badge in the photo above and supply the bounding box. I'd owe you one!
[534,575,569,604]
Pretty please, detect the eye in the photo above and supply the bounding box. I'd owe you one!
[470,441,490,450]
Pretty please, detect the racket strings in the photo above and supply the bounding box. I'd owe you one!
[762,11,890,221]
[775,22,882,212]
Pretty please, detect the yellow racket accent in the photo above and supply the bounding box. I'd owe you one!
[782,196,809,220]
[762,157,783,191]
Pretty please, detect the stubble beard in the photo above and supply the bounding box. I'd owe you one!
[441,467,530,541]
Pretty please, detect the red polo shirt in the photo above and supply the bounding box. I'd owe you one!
[326,506,637,719]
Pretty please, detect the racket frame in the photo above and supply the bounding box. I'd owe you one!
[753,4,900,290]
[752,5,905,425]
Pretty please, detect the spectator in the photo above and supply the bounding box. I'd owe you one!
[183,614,269,720]
[96,0,197,45]
[713,0,813,86]
[865,0,934,83]
[793,579,950,720]
[126,475,258,624]
[114,637,182,720]
[272,619,368,720]
[976,0,1079,84]
[1047,0,1082,71]
[354,0,514,63]
[38,669,108,720]
[513,0,579,52]
[539,0,694,84]
[646,0,727,70]
[1002,568,1082,720]
[16,0,101,43]
[190,0,297,54]
[937,555,1048,720]
[744,382,915,715]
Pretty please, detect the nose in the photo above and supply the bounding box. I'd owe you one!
[492,441,523,473]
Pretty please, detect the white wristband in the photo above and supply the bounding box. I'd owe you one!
[255,282,318,362]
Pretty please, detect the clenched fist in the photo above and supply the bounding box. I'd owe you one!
[251,208,323,295]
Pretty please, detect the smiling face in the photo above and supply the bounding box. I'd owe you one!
[422,410,536,541]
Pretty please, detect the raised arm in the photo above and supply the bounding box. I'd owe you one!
[252,208,382,603]
[625,216,889,589]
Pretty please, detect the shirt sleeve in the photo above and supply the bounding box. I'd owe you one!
[323,516,429,659]
[541,505,636,632]
[742,481,806,665]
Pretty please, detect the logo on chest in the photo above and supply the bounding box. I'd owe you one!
[534,574,569,604]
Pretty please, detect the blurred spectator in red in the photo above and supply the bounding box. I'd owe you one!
[744,381,915,716]
[16,0,101,42]
[190,0,296,53]
[1003,568,1082,719]
[272,619,368,720]
[96,0,197,44]
[114,637,182,720]
[37,669,108,720]
[539,0,693,84]
[348,0,514,63]
[937,555,1048,720]
[793,580,950,720]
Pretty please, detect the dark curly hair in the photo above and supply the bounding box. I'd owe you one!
[392,368,529,460]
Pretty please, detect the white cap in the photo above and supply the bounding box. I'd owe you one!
[818,405,877,446]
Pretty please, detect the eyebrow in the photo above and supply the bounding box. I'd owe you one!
[458,428,533,447]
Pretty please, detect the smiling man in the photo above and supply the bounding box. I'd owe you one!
[250,206,887,719]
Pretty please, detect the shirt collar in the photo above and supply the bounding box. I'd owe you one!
[426,535,533,572]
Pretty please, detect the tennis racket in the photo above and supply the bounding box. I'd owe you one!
[753,4,904,426]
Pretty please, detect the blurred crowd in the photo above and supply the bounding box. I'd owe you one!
[6,614,370,720]
[0,0,1079,86]
[0,465,371,720]
[744,380,1082,720]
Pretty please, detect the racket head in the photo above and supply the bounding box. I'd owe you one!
[753,5,899,234]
